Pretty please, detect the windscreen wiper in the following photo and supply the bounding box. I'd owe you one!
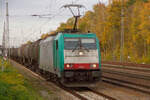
[81,45,89,52]
[72,39,81,52]
[72,39,89,52]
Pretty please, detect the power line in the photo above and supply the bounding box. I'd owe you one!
[10,0,80,45]
[22,0,66,38]
[22,8,66,43]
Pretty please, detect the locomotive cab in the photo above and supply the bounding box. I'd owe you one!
[54,33,101,87]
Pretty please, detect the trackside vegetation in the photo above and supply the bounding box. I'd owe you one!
[0,58,43,100]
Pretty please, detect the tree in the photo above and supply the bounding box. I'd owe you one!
[41,33,49,39]
[139,1,150,62]
[102,1,122,61]
[52,0,150,63]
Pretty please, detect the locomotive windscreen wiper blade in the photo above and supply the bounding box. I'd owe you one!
[72,39,89,52]
[81,45,89,52]
[72,39,81,52]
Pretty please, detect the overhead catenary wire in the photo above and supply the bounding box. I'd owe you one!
[9,0,88,46]
[28,0,86,40]
[31,8,66,34]
[22,0,66,39]
[9,0,60,46]
[21,8,66,45]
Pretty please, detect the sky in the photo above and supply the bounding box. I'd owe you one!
[0,0,108,47]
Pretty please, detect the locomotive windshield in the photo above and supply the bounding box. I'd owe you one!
[64,38,97,50]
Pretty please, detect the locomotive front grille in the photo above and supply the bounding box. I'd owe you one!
[63,70,101,82]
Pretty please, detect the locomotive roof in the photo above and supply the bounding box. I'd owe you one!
[62,33,97,38]
[39,32,98,44]
[40,35,56,44]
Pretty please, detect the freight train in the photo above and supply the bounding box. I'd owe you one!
[10,32,101,87]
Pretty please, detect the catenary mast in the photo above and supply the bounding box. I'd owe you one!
[5,0,9,58]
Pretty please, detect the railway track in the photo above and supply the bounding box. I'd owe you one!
[12,58,150,99]
[71,87,117,100]
[102,64,150,72]
[101,61,150,68]
[86,88,116,100]
[11,59,116,100]
[102,62,150,95]
[39,70,117,100]
[54,84,117,100]
[102,77,150,95]
[102,69,150,80]
[10,59,150,99]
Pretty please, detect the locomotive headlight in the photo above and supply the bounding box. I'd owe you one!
[91,64,97,68]
[66,64,70,68]
[79,51,84,56]
[66,64,73,68]
[93,64,97,68]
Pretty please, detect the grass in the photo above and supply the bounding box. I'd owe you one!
[0,58,44,100]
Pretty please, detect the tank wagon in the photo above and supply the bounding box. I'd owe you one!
[11,33,101,87]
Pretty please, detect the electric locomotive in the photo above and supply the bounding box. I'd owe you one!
[10,4,102,87]
[39,33,101,87]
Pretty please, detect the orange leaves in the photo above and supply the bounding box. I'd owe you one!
[147,35,150,44]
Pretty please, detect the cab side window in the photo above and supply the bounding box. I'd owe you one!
[56,40,58,50]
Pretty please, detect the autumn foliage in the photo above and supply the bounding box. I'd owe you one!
[56,0,150,64]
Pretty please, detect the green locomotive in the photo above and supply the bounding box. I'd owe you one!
[10,32,101,87]
[10,4,101,87]
[39,33,101,87]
